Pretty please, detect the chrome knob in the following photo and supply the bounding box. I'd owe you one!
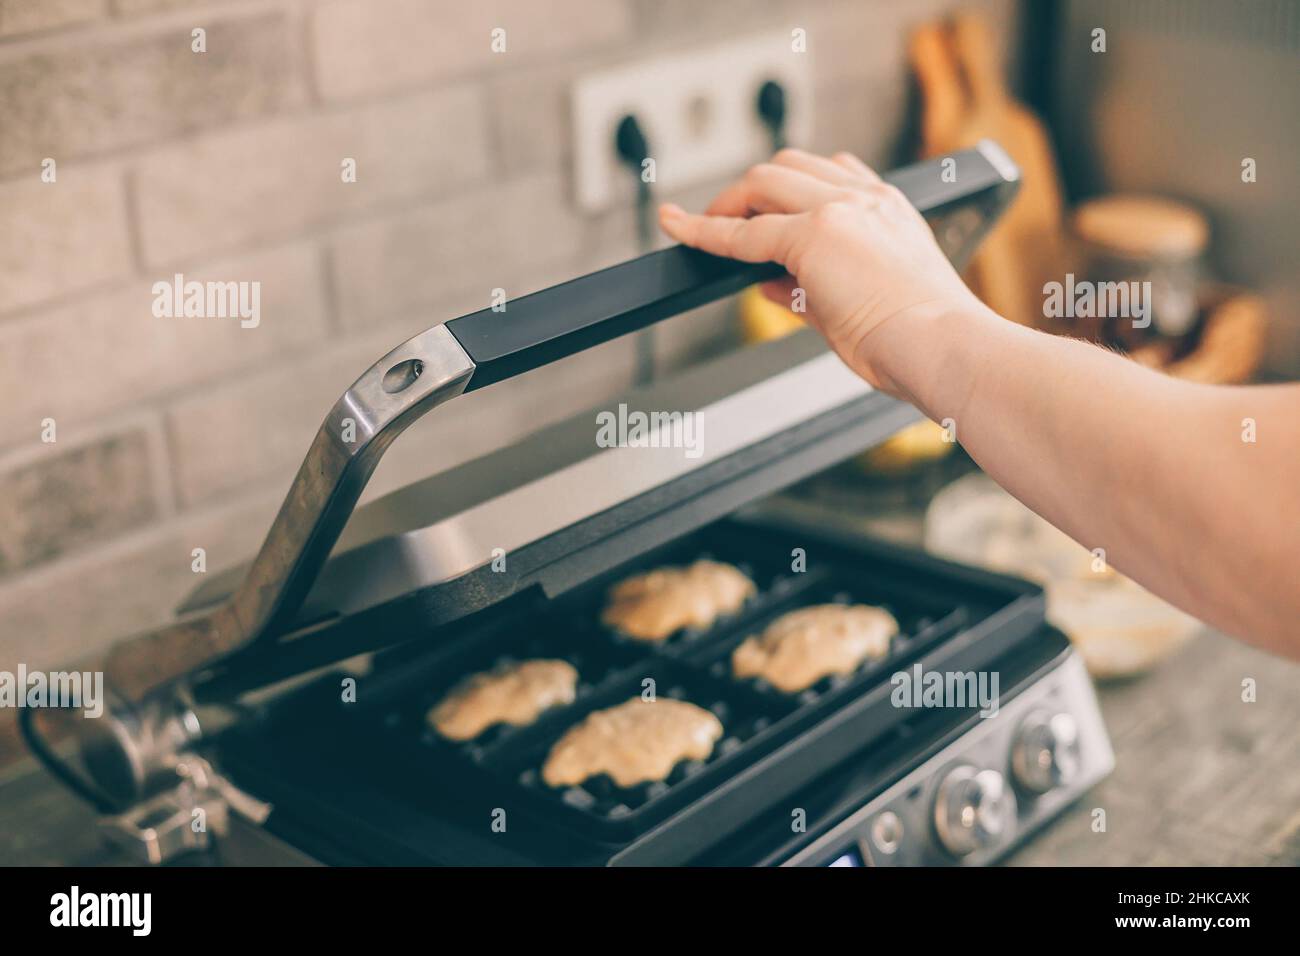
[870,810,904,855]
[1011,711,1082,794]
[933,765,1016,857]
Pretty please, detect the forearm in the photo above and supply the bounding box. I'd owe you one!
[658,147,1297,657]
[871,303,1300,656]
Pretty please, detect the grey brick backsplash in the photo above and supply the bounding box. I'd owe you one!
[133,84,490,267]
[165,327,405,507]
[487,62,576,180]
[629,0,791,41]
[329,173,582,330]
[801,1,929,91]
[0,10,304,178]
[0,488,282,673]
[311,0,633,102]
[0,421,162,577]
[0,0,106,38]
[810,77,913,170]
[0,241,328,446]
[0,165,131,315]
[111,0,205,15]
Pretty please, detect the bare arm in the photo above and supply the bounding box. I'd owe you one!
[876,304,1300,655]
[660,149,1300,657]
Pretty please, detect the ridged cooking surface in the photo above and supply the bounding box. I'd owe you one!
[360,520,980,839]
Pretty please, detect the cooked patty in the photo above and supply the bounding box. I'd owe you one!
[600,559,755,641]
[732,604,898,692]
[428,659,578,741]
[541,697,724,788]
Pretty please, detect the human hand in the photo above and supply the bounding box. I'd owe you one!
[659,149,986,395]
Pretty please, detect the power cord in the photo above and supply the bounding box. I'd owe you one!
[614,114,656,384]
[19,705,119,814]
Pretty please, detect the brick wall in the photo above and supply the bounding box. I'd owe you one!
[0,0,1018,760]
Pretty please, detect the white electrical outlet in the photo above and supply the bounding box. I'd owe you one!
[571,32,813,213]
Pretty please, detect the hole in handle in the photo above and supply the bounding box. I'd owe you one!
[382,358,424,394]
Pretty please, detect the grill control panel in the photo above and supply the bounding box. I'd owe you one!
[784,651,1113,866]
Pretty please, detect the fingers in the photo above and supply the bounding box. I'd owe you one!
[769,148,863,186]
[704,162,840,217]
[701,149,885,220]
[661,147,887,264]
[830,151,881,184]
[660,204,799,265]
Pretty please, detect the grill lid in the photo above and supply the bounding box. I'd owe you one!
[100,142,1021,703]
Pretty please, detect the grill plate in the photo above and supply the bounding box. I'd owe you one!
[217,515,1047,862]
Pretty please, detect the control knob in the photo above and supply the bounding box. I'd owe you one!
[1011,710,1082,794]
[933,765,1016,857]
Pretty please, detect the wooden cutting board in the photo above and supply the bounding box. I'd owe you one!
[910,14,1067,327]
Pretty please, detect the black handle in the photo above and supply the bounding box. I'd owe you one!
[445,140,1019,391]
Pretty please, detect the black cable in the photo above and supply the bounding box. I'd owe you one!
[614,114,656,384]
[18,705,119,814]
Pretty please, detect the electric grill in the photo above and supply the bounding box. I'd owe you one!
[25,141,1114,866]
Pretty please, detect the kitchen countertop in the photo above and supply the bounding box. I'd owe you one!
[3,471,1297,867]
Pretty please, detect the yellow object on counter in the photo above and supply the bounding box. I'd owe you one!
[859,420,953,474]
[737,284,804,343]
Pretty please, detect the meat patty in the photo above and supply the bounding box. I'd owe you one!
[732,604,898,692]
[541,697,724,788]
[428,659,578,741]
[600,559,755,641]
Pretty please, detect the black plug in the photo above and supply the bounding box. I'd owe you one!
[756,79,787,152]
[614,114,650,172]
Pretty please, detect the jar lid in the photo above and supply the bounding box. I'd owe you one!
[1072,194,1209,259]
